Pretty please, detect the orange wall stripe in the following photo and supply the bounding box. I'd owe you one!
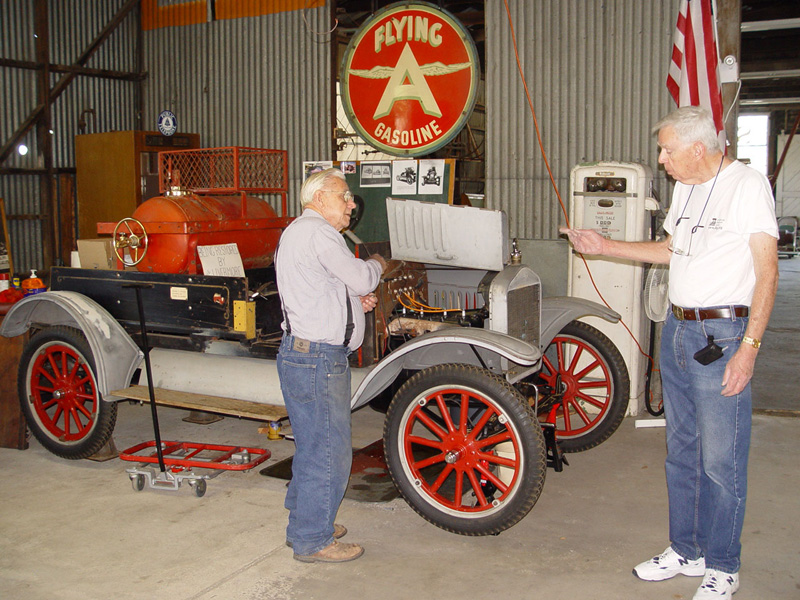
[142,0,327,30]
[215,0,326,21]
[141,0,207,31]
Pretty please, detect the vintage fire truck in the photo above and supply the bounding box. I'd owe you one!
[1,147,629,536]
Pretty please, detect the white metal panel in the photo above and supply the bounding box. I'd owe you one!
[386,198,509,271]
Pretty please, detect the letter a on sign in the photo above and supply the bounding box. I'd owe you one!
[374,44,442,119]
[340,2,480,157]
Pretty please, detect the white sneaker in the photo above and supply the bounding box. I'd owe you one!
[693,569,740,599]
[633,547,706,581]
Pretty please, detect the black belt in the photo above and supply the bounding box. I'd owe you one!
[672,305,749,321]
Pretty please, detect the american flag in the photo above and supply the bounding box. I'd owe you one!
[667,0,726,147]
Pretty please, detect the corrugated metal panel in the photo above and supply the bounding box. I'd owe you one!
[142,6,332,216]
[486,0,679,239]
[1,0,38,171]
[0,175,43,274]
[1,0,140,272]
[51,76,138,166]
[48,0,140,166]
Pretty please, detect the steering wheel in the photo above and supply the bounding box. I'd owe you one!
[113,217,149,266]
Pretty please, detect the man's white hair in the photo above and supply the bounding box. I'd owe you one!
[301,168,346,208]
[653,106,722,153]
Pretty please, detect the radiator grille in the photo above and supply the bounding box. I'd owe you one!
[507,283,540,347]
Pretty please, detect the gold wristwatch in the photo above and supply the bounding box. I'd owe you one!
[742,336,761,349]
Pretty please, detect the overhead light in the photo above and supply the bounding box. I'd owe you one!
[741,18,800,33]
[740,98,800,106]
[17,144,28,156]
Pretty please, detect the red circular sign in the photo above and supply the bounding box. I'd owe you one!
[340,2,480,157]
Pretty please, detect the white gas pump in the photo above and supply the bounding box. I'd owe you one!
[567,161,661,415]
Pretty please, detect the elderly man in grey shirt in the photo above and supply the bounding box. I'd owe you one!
[275,168,386,563]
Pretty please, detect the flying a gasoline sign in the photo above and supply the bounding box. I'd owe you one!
[340,1,480,157]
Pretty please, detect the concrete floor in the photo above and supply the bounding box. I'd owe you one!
[1,260,798,600]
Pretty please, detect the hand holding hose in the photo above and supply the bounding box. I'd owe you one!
[559,226,607,256]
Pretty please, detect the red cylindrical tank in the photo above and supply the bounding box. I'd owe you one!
[130,191,286,274]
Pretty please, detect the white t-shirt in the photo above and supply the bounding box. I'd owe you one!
[665,160,778,307]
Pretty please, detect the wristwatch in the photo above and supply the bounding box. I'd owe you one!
[742,336,761,349]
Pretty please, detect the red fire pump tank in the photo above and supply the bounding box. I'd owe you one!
[101,147,291,275]
[130,190,284,274]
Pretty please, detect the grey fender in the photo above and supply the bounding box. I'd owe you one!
[0,291,143,400]
[540,296,621,349]
[350,327,541,410]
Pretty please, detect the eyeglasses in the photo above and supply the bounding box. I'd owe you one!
[668,216,703,257]
[322,189,354,203]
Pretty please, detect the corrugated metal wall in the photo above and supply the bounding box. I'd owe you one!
[1,0,140,273]
[4,1,693,266]
[486,0,680,239]
[1,1,330,273]
[141,6,331,216]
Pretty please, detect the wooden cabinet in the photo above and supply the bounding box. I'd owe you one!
[75,131,200,239]
[0,319,27,450]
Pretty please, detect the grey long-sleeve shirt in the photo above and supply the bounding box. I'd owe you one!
[275,209,382,351]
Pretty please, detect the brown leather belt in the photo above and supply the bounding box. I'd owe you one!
[672,305,749,321]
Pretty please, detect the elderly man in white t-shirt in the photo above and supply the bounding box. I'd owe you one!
[560,106,778,600]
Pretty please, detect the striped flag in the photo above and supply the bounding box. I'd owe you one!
[667,0,726,148]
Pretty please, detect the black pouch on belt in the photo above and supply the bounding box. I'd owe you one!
[694,335,724,365]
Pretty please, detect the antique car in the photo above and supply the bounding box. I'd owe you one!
[421,166,441,186]
[0,148,629,536]
[396,166,417,185]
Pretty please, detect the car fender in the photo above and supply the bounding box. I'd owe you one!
[0,291,143,400]
[540,296,621,349]
[350,327,541,410]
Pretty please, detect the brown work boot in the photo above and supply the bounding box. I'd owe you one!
[293,540,364,563]
[285,524,347,548]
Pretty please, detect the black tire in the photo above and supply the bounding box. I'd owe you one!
[192,479,207,497]
[533,320,629,453]
[132,474,146,492]
[18,326,117,459]
[383,364,547,536]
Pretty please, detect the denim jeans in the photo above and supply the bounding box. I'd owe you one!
[277,334,352,556]
[660,311,751,574]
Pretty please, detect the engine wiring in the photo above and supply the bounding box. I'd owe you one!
[501,0,660,410]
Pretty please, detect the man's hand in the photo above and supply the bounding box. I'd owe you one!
[559,227,607,255]
[369,253,388,274]
[721,345,757,397]
[360,293,378,313]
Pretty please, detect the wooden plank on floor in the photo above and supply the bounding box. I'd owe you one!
[111,385,288,422]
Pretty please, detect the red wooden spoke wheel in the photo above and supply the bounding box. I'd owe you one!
[19,327,117,459]
[384,364,546,536]
[536,320,629,453]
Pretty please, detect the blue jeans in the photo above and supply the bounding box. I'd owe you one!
[277,334,352,556]
[660,311,751,574]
